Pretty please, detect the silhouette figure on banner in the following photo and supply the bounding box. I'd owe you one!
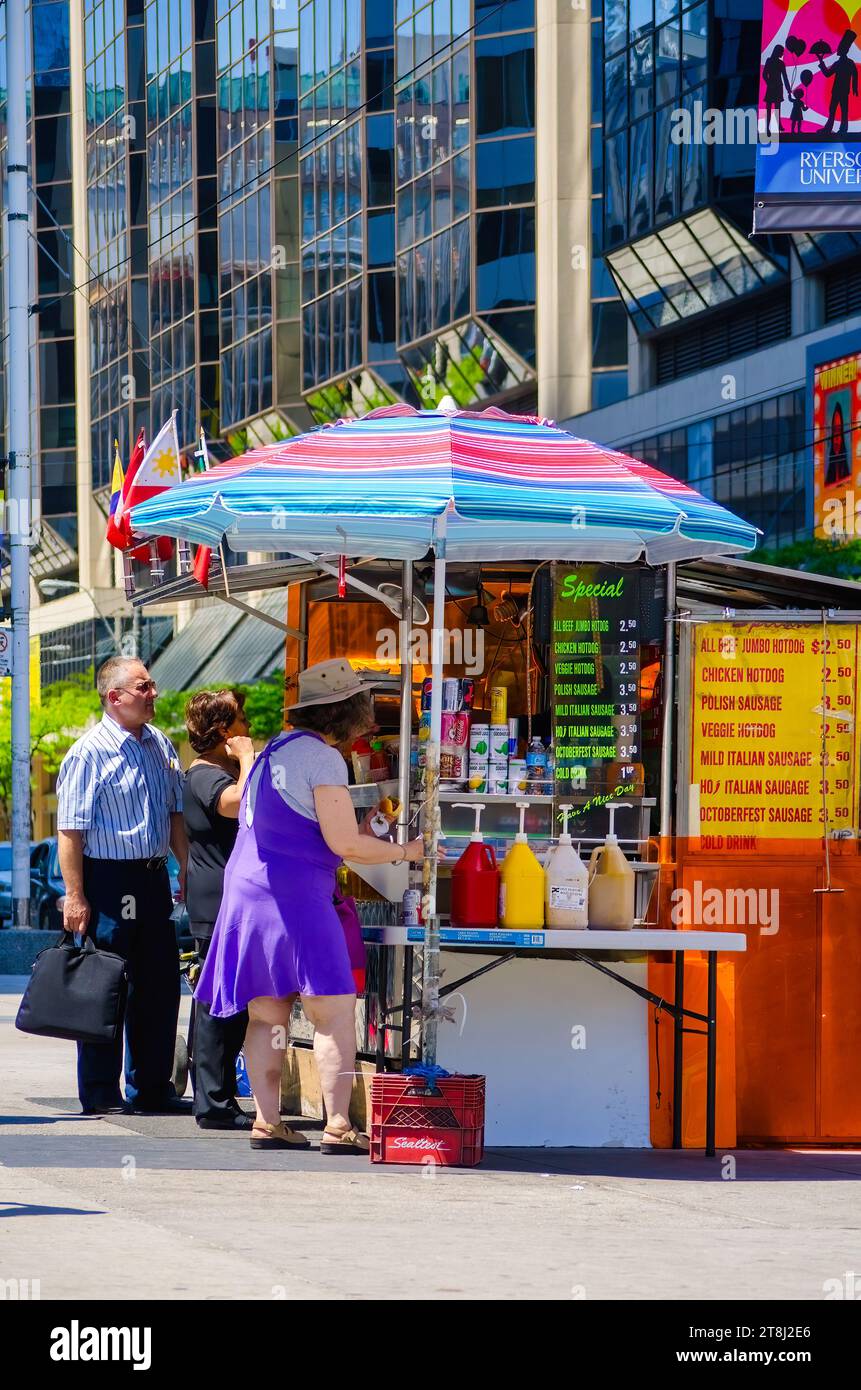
[818,29,858,136]
[763,44,793,132]
[789,85,808,133]
[825,403,851,488]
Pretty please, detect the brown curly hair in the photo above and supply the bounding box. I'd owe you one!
[185,688,247,754]
[288,690,374,746]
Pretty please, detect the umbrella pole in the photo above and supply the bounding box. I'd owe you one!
[396,559,413,846]
[659,561,677,847]
[421,514,447,1068]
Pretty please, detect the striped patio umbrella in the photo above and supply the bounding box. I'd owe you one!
[131,401,758,1070]
[130,403,758,564]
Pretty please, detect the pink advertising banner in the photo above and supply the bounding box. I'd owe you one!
[754,0,861,230]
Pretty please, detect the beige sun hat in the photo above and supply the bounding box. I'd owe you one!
[285,658,386,711]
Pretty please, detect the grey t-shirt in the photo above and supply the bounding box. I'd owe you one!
[246,731,348,824]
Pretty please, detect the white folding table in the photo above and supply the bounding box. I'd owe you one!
[361,926,748,1157]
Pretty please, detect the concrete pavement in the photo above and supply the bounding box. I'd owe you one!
[2,977,860,1301]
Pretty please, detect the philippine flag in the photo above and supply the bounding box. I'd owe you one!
[105,442,126,550]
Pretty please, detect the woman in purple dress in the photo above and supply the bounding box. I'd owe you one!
[194,660,424,1153]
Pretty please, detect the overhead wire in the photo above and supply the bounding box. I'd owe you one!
[49,0,517,307]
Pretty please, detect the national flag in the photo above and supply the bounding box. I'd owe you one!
[113,427,147,548]
[105,441,126,549]
[108,425,174,563]
[192,543,212,587]
[124,413,184,562]
[191,428,212,589]
[125,412,184,514]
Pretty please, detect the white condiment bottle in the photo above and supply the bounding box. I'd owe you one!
[544,803,589,928]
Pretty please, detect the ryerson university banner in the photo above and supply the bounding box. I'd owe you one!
[753,0,861,231]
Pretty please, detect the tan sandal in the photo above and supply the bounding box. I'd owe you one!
[320,1127,370,1155]
[250,1121,311,1150]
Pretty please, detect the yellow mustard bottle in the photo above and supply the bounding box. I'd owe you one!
[588,802,635,930]
[499,801,545,929]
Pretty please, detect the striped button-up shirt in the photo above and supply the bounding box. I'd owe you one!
[56,713,183,860]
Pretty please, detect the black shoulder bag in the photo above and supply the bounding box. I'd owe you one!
[15,935,128,1045]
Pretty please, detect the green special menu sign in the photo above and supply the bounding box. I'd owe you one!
[552,565,643,795]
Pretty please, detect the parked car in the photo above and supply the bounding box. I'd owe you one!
[0,840,64,928]
[30,838,66,931]
[0,843,12,926]
[2,837,192,941]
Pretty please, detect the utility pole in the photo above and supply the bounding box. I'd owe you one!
[7,0,33,926]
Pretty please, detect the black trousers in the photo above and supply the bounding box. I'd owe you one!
[78,859,179,1111]
[191,935,249,1121]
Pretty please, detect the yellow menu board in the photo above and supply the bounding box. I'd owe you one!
[690,623,860,848]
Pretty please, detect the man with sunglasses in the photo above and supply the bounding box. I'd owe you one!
[56,657,190,1116]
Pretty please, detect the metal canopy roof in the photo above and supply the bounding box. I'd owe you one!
[130,556,320,604]
[149,590,289,690]
[676,557,861,611]
[134,553,861,610]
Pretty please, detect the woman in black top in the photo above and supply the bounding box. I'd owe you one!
[184,689,255,1129]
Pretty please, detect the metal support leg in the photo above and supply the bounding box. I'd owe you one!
[400,946,414,1068]
[705,951,718,1158]
[672,950,685,1150]
[375,945,388,1074]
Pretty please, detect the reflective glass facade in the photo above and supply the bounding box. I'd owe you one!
[591,0,628,408]
[603,0,706,250]
[146,0,197,445]
[85,0,148,490]
[216,0,307,448]
[32,0,78,561]
[600,0,789,346]
[395,0,536,410]
[625,386,807,547]
[296,0,537,424]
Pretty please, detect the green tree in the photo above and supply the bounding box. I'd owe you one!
[0,672,102,827]
[753,537,861,582]
[150,678,285,744]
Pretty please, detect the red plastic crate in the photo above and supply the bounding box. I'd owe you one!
[370,1073,486,1167]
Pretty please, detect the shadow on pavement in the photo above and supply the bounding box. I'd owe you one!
[0,1202,107,1218]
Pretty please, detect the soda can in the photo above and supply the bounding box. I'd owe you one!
[508,717,519,757]
[460,678,475,710]
[417,710,431,768]
[420,677,433,711]
[490,686,507,724]
[402,888,422,927]
[442,677,461,711]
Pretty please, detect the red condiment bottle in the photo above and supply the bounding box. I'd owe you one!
[450,802,499,929]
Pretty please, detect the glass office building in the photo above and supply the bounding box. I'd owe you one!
[85,0,150,492]
[296,0,538,423]
[600,0,790,347]
[0,1,82,610]
[568,0,861,550]
[146,0,217,447]
[32,0,79,559]
[215,0,308,448]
